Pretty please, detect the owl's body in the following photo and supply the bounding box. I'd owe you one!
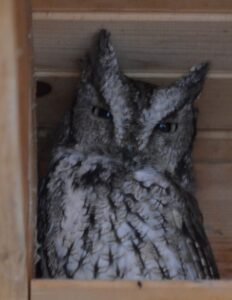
[38,30,219,279]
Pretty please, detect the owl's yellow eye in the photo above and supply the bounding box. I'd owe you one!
[92,106,112,120]
[156,122,178,133]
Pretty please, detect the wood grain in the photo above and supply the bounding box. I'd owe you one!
[195,163,232,278]
[32,0,232,13]
[33,17,232,73]
[15,0,36,279]
[194,137,232,163]
[0,0,31,298]
[31,280,232,300]
[35,76,232,130]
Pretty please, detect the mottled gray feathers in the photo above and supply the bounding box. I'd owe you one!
[37,29,219,279]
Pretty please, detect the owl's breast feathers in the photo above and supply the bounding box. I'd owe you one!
[38,147,219,279]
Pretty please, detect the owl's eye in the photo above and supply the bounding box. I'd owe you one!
[156,122,178,133]
[92,106,113,120]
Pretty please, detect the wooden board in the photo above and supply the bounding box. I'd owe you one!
[196,163,232,278]
[31,280,232,300]
[33,16,232,73]
[32,0,232,13]
[16,0,37,279]
[194,137,232,163]
[0,0,31,299]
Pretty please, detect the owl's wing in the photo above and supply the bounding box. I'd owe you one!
[182,192,219,278]
[37,176,51,277]
[37,149,73,278]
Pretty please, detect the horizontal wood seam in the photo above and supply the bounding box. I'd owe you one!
[35,70,232,79]
[33,12,232,22]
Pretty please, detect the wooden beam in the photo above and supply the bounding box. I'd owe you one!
[32,17,232,74]
[31,280,232,300]
[0,0,32,299]
[15,0,37,280]
[31,0,232,13]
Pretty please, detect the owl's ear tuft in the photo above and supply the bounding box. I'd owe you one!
[176,62,210,102]
[94,29,120,73]
[97,29,112,53]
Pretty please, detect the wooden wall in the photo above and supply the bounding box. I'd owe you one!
[0,0,32,299]
[1,1,232,299]
[32,0,232,288]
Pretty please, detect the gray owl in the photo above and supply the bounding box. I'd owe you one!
[38,29,219,280]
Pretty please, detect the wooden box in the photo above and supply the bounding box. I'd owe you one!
[2,1,232,299]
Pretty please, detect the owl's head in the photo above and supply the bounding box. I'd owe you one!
[70,30,209,183]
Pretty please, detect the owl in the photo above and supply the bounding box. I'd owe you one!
[37,29,219,280]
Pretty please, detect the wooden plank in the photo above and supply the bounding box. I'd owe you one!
[194,137,232,163]
[32,0,232,13]
[31,280,232,300]
[0,0,31,299]
[33,17,232,73]
[15,0,36,279]
[195,163,232,278]
[35,76,232,130]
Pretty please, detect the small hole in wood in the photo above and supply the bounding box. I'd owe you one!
[36,81,52,98]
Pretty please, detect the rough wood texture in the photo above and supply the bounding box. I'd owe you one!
[196,163,232,278]
[33,16,232,73]
[194,137,232,163]
[0,0,31,299]
[16,0,36,279]
[31,280,232,300]
[32,0,232,13]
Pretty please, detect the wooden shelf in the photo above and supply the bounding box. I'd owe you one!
[31,280,232,300]
[0,0,33,299]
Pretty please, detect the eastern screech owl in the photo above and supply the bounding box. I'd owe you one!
[38,29,219,279]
